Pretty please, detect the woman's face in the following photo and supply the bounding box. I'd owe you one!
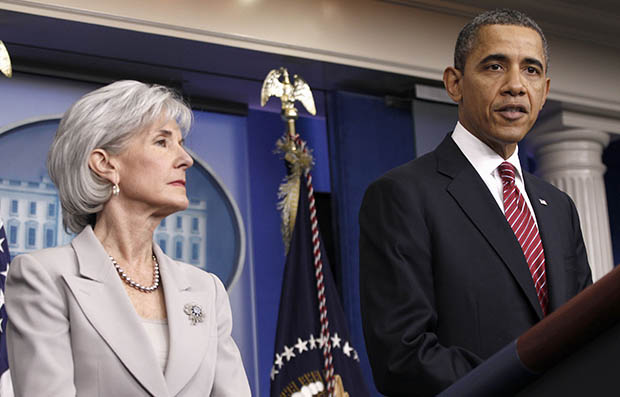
[114,118,193,218]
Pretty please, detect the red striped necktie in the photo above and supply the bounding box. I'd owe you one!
[498,162,548,316]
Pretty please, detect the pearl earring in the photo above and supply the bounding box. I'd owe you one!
[112,183,120,196]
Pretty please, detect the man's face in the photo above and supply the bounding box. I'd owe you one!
[444,24,550,158]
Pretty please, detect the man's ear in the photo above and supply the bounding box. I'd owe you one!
[443,66,463,104]
[540,76,551,110]
[88,148,118,184]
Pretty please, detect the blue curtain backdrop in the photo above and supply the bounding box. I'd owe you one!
[326,91,416,396]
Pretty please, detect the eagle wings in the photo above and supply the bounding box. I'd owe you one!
[260,68,316,116]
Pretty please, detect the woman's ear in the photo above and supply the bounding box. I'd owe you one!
[88,148,118,184]
[443,66,463,104]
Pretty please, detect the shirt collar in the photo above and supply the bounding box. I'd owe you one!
[451,121,524,182]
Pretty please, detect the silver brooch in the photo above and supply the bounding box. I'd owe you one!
[183,303,205,325]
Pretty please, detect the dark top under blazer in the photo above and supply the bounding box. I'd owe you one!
[359,135,592,396]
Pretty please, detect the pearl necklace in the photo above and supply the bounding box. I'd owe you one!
[109,254,160,293]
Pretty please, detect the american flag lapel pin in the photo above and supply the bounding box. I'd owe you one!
[539,198,548,206]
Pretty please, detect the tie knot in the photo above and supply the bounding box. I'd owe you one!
[498,162,516,184]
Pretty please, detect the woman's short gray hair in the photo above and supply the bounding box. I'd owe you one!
[48,80,193,234]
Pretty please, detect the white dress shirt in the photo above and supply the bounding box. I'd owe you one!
[451,121,539,225]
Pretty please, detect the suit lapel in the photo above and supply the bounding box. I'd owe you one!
[156,245,212,397]
[62,226,170,397]
[436,137,544,319]
[524,174,566,312]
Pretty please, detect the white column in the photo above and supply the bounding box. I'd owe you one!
[529,129,613,281]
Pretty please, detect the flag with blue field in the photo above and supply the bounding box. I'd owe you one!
[270,181,370,397]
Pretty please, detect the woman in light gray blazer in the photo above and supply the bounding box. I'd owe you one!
[5,81,251,396]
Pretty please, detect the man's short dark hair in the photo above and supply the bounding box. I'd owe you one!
[454,8,549,72]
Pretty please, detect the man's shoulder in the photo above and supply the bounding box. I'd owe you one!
[524,171,570,197]
[361,149,444,210]
[372,133,459,187]
[377,149,439,184]
[523,171,576,210]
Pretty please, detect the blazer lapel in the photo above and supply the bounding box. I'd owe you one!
[436,137,544,319]
[156,245,211,397]
[62,226,170,397]
[524,174,566,313]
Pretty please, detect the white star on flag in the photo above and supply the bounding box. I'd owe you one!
[308,334,317,350]
[275,353,284,369]
[331,333,341,348]
[295,337,308,353]
[0,237,4,253]
[270,366,279,381]
[282,345,296,361]
[343,341,353,357]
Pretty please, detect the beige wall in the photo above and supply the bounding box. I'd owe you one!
[2,0,619,113]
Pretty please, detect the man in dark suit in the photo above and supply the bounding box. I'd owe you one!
[359,9,592,396]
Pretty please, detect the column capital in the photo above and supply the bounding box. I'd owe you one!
[527,128,609,152]
[531,102,620,136]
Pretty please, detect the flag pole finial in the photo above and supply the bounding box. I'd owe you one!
[260,67,316,149]
[261,67,316,252]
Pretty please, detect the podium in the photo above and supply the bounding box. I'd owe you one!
[439,264,620,396]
